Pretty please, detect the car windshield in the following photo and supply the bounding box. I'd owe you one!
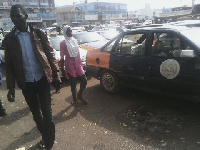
[92,26,102,31]
[181,29,200,48]
[49,36,64,51]
[100,30,119,40]
[73,32,106,44]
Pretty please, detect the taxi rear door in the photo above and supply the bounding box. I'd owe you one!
[147,31,200,96]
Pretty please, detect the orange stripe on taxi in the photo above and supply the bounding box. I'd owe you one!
[86,49,110,69]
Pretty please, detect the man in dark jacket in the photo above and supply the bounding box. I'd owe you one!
[4,4,60,150]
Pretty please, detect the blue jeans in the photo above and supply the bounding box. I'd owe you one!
[22,76,55,149]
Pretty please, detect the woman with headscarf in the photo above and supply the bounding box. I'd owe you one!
[60,25,88,106]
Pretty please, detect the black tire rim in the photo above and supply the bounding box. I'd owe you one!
[102,72,115,91]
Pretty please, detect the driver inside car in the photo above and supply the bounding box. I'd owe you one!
[153,40,167,57]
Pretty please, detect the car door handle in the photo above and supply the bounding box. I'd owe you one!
[96,58,100,64]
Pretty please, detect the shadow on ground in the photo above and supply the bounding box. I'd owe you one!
[2,80,200,150]
[76,85,200,150]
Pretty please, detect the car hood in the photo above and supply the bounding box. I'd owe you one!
[53,47,87,63]
[80,40,108,50]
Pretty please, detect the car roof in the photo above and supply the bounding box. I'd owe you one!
[125,25,192,33]
[167,20,200,25]
[73,31,88,34]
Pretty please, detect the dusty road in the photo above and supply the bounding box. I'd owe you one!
[1,65,200,150]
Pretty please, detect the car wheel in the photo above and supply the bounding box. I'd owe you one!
[100,70,120,93]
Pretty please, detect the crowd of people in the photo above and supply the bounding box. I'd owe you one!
[1,4,88,150]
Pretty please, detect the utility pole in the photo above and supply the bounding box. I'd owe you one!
[192,0,195,8]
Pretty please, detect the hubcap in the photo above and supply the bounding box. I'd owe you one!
[102,73,115,91]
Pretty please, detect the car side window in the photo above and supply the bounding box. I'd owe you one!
[152,32,196,58]
[114,33,146,55]
[102,38,118,52]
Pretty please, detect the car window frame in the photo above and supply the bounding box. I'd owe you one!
[101,33,120,52]
[149,30,199,58]
[111,31,148,56]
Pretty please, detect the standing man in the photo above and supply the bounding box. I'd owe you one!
[4,4,60,150]
[60,25,88,107]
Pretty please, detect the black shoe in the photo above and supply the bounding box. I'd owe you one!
[36,140,45,150]
[0,110,7,117]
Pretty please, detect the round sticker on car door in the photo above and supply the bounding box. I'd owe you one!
[160,59,180,79]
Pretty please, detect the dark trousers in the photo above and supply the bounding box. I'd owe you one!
[68,74,87,95]
[22,76,55,149]
[0,99,5,113]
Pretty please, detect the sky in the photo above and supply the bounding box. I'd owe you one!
[54,0,197,11]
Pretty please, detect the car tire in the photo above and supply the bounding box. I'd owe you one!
[100,70,120,93]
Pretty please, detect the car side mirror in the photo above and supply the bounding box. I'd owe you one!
[180,50,195,57]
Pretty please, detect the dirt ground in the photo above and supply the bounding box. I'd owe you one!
[116,91,200,150]
[1,64,200,150]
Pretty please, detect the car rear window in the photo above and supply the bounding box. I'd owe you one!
[181,29,200,48]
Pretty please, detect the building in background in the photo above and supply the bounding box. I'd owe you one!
[56,1,128,26]
[154,6,193,23]
[0,0,56,30]
[56,5,86,27]
[56,5,74,27]
[75,2,127,24]
[53,1,199,28]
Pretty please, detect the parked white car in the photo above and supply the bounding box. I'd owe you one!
[48,35,87,66]
[44,27,58,36]
[143,20,153,25]
[0,48,5,63]
[0,34,5,63]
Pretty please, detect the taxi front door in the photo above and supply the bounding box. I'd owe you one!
[109,33,150,88]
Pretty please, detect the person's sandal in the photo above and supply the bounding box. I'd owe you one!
[71,101,79,107]
[77,97,88,104]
